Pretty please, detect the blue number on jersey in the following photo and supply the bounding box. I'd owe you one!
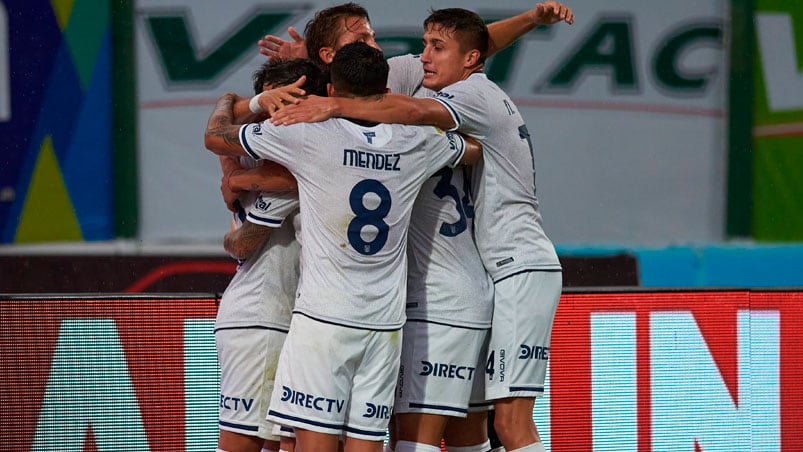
[348,179,392,255]
[433,167,469,237]
[518,124,537,196]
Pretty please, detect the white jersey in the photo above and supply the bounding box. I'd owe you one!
[215,190,301,331]
[388,54,493,328]
[434,72,561,281]
[239,118,465,330]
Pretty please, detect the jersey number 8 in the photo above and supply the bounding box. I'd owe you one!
[348,179,391,255]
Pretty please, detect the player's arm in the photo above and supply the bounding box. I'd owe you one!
[227,162,298,193]
[486,1,574,55]
[206,93,249,157]
[459,134,482,165]
[219,156,243,212]
[271,93,455,130]
[224,220,273,260]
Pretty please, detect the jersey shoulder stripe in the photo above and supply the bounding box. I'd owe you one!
[239,124,260,160]
[433,97,461,131]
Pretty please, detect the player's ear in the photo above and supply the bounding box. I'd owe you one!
[465,49,481,68]
[320,46,336,64]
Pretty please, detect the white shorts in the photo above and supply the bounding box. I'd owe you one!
[266,314,402,441]
[216,326,288,440]
[485,270,562,400]
[396,320,490,417]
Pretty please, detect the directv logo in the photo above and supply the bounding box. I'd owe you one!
[419,360,475,380]
[519,344,549,360]
[280,386,345,413]
[363,402,392,419]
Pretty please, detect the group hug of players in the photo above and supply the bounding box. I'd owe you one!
[203,3,575,452]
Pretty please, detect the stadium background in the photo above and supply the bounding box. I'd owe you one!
[1,0,802,450]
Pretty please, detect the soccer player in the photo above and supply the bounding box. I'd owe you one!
[204,42,481,452]
[214,58,325,452]
[268,6,574,452]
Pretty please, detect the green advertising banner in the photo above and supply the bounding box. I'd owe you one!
[753,1,803,241]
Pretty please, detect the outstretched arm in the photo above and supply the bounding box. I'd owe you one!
[487,1,574,55]
[271,93,456,130]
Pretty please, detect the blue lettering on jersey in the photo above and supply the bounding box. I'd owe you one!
[255,195,272,212]
[363,131,376,144]
[363,402,392,419]
[435,91,454,100]
[419,360,475,380]
[219,394,255,412]
[280,386,345,413]
[342,149,400,171]
[498,349,506,382]
[518,344,549,360]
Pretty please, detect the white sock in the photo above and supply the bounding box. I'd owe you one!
[395,440,443,452]
[508,442,546,452]
[446,440,492,452]
[262,449,279,452]
[216,449,228,452]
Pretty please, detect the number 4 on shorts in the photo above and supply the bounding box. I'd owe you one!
[485,350,494,380]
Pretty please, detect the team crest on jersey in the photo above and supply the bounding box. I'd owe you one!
[252,123,262,136]
[255,195,271,212]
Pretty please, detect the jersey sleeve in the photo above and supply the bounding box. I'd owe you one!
[238,121,299,168]
[244,192,300,228]
[426,128,466,174]
[387,54,424,96]
[431,78,487,135]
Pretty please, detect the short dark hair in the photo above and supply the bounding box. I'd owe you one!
[304,2,371,68]
[329,42,388,97]
[251,58,327,96]
[424,8,489,64]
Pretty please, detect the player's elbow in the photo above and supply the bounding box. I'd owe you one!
[204,130,224,155]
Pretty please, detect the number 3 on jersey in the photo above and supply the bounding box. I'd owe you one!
[348,179,391,255]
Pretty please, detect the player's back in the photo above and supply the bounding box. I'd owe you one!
[239,118,465,330]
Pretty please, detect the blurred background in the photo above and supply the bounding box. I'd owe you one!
[0,0,801,290]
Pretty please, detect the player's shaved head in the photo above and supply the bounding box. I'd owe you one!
[329,42,388,98]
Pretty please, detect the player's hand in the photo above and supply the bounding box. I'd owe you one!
[258,26,308,61]
[270,95,336,125]
[257,76,307,115]
[534,1,574,25]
